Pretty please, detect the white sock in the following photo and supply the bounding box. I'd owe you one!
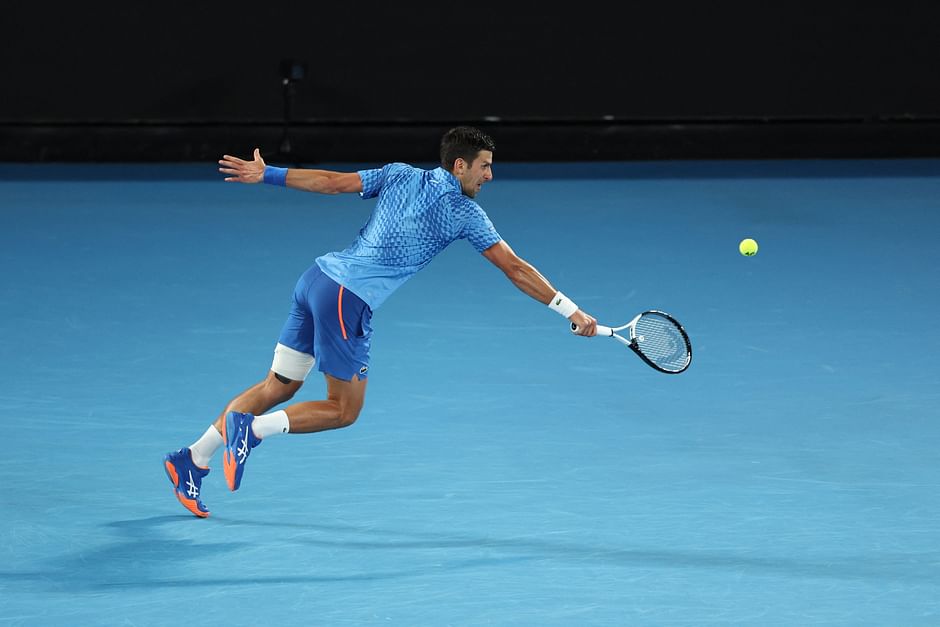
[188,426,224,468]
[252,410,291,440]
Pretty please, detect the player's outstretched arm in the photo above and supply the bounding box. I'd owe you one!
[218,148,363,194]
[482,240,597,336]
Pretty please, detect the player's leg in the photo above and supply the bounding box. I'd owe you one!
[165,268,317,513]
[221,272,319,491]
[285,269,372,433]
[223,366,367,491]
[220,371,366,493]
[222,265,373,491]
[165,355,311,515]
[214,363,305,432]
[221,344,315,491]
[280,372,368,433]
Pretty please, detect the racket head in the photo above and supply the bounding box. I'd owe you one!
[628,310,692,374]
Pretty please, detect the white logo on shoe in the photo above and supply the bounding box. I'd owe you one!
[185,470,199,498]
[236,428,250,464]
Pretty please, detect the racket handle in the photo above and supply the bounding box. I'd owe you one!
[570,322,614,337]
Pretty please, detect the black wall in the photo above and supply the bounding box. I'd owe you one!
[3,2,939,161]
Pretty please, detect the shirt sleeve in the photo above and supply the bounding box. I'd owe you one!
[357,165,388,199]
[454,197,502,253]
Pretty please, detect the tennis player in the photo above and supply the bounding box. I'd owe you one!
[163,126,597,517]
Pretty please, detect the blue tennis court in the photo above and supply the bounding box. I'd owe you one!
[2,159,939,625]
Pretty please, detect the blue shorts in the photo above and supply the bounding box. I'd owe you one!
[277,264,373,381]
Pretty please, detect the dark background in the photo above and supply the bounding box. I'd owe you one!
[3,2,939,162]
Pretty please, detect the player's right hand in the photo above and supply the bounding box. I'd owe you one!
[219,148,266,184]
[569,310,597,336]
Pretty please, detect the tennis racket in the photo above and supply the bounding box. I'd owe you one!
[572,310,692,374]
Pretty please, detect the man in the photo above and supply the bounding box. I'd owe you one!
[163,126,597,517]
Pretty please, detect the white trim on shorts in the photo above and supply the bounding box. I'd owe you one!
[272,343,315,381]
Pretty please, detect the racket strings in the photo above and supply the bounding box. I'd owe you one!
[634,315,690,371]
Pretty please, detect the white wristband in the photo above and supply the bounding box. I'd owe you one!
[548,291,579,318]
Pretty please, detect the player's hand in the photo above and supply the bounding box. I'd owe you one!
[219,148,266,184]
[569,310,597,336]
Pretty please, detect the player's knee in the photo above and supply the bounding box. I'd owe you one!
[336,401,363,428]
[336,409,360,428]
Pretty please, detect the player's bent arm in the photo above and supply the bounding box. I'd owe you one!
[482,241,597,335]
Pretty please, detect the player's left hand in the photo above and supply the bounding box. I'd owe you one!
[219,148,266,184]
[569,310,597,336]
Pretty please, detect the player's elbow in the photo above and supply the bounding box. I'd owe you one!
[313,181,344,195]
[300,174,344,194]
[316,172,361,195]
[505,263,532,287]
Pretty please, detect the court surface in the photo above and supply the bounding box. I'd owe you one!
[2,159,939,626]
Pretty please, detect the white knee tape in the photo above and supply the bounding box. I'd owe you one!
[272,343,315,381]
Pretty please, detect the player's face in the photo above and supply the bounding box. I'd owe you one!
[456,150,493,198]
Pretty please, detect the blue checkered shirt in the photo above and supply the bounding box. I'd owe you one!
[316,163,501,310]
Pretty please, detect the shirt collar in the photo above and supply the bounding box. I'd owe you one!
[434,167,463,195]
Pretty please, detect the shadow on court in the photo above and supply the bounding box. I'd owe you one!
[2,514,936,593]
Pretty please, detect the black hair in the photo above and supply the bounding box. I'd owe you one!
[440,126,495,171]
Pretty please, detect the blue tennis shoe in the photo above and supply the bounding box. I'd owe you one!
[222,411,262,491]
[163,448,210,518]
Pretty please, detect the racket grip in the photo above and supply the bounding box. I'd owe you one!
[570,322,614,337]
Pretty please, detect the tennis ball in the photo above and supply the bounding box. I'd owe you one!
[739,238,759,256]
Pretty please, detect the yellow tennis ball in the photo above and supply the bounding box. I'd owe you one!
[739,238,759,256]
